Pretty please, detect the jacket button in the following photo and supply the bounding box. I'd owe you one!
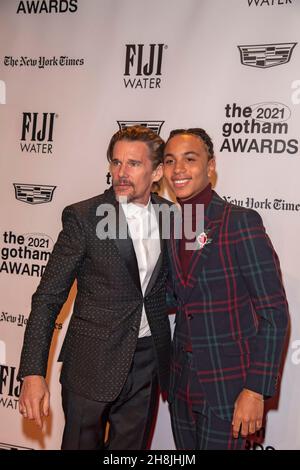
[188,314,194,320]
[131,326,138,331]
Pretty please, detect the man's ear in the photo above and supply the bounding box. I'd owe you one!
[207,158,216,178]
[152,163,163,182]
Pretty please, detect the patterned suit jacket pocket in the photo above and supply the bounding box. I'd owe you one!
[58,315,110,363]
[68,315,111,339]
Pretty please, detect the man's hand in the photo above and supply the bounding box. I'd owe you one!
[19,375,50,428]
[232,388,264,438]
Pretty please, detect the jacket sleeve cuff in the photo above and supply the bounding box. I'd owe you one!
[244,371,278,398]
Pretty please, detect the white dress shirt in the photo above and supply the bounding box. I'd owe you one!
[122,199,161,337]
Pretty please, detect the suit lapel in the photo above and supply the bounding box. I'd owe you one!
[168,222,185,287]
[144,251,163,297]
[144,193,165,297]
[171,192,226,293]
[103,188,141,293]
[114,235,142,292]
[103,190,176,297]
[186,192,226,290]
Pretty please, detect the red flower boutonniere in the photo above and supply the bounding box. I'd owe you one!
[197,231,212,250]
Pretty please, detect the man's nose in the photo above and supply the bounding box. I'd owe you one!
[174,160,186,173]
[118,163,128,178]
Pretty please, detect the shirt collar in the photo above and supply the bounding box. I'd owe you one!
[121,199,151,219]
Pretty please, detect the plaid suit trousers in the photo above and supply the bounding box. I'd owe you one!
[170,351,246,450]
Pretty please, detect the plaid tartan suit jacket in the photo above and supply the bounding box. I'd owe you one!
[168,191,289,421]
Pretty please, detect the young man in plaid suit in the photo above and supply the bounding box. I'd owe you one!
[163,128,289,450]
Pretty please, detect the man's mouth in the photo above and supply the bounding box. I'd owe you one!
[172,178,191,188]
[114,181,133,188]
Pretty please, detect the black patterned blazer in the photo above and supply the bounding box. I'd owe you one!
[18,187,172,401]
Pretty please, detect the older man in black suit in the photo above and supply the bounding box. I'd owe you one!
[18,126,172,450]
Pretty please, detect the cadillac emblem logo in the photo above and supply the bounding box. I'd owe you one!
[238,42,297,68]
[117,120,164,134]
[14,183,56,205]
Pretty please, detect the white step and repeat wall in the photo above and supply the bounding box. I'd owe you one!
[0,0,300,450]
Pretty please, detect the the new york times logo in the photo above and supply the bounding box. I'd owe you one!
[20,112,57,155]
[124,44,167,89]
[223,195,300,212]
[0,365,22,410]
[0,311,62,330]
[16,0,78,14]
[4,55,84,68]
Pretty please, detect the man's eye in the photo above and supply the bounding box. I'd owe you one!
[111,160,120,166]
[187,158,195,162]
[164,159,174,165]
[129,161,140,167]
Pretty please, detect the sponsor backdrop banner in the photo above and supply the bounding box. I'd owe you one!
[0,0,299,450]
